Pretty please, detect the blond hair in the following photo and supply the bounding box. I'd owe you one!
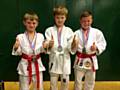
[23,11,39,21]
[53,5,68,17]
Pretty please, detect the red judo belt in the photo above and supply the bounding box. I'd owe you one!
[22,53,40,89]
[76,52,96,72]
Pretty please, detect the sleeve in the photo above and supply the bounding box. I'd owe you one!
[66,28,74,54]
[70,31,79,54]
[45,28,52,54]
[45,28,52,41]
[12,35,22,56]
[95,30,107,55]
[40,34,46,53]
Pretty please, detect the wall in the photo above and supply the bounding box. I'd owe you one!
[0,0,120,81]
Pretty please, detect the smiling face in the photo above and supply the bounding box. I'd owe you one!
[23,19,38,32]
[23,12,39,32]
[53,6,68,28]
[80,15,93,31]
[54,14,66,27]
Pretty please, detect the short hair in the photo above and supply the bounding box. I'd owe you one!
[23,11,39,21]
[53,5,68,17]
[80,10,92,19]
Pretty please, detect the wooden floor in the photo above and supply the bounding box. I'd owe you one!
[4,81,120,90]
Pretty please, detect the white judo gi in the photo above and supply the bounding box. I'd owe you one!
[45,25,73,90]
[12,32,45,90]
[73,27,107,90]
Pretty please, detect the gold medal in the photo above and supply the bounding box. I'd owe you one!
[32,55,36,62]
[82,47,86,54]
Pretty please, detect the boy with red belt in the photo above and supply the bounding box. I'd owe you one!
[71,10,107,90]
[12,11,45,90]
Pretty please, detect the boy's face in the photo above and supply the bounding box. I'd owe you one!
[23,19,38,32]
[54,14,66,27]
[80,15,93,30]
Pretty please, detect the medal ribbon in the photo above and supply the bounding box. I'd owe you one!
[57,27,63,47]
[82,29,90,48]
[25,32,37,53]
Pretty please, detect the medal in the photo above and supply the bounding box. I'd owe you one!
[25,32,37,62]
[82,47,86,54]
[57,46,63,52]
[32,55,36,62]
[57,27,63,52]
[81,29,90,54]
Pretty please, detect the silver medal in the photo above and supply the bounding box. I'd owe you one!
[57,46,63,52]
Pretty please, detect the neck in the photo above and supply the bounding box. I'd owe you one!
[27,31,35,35]
[82,27,90,32]
[26,31,36,41]
[57,26,63,32]
[82,29,88,33]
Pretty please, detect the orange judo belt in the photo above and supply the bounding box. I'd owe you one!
[76,52,96,72]
[22,53,40,89]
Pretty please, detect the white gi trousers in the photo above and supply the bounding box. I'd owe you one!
[19,72,43,90]
[74,69,96,90]
[50,73,69,90]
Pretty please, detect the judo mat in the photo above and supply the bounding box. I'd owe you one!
[4,81,120,90]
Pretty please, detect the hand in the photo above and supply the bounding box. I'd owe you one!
[13,38,20,51]
[43,41,48,49]
[49,35,54,48]
[90,42,97,51]
[71,35,79,50]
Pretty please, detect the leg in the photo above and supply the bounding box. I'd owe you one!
[84,70,96,90]
[50,73,59,90]
[60,74,69,90]
[74,69,85,90]
[19,75,29,90]
[32,72,44,90]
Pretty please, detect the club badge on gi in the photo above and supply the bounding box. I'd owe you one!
[77,58,93,70]
[57,46,63,52]
[83,58,92,69]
